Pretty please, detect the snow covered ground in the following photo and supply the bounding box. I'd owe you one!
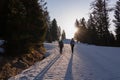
[9,42,120,80]
[73,44,120,80]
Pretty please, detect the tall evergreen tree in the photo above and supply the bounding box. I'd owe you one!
[74,19,80,41]
[46,19,61,42]
[58,26,61,40]
[91,0,111,45]
[74,18,88,43]
[43,3,52,43]
[51,19,59,41]
[74,19,81,41]
[114,0,120,46]
[87,14,98,44]
[46,24,52,43]
[61,30,66,40]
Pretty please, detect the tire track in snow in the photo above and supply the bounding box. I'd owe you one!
[34,52,60,80]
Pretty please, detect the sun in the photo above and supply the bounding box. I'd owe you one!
[73,27,78,34]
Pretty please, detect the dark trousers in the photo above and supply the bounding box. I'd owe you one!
[60,47,63,54]
[71,45,74,53]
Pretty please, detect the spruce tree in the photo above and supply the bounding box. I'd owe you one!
[51,19,59,41]
[91,0,111,45]
[114,0,120,46]
[61,30,66,40]
[74,18,88,43]
[58,26,61,40]
[46,23,52,43]
[87,14,98,44]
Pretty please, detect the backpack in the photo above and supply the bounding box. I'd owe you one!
[70,40,75,46]
[59,40,63,47]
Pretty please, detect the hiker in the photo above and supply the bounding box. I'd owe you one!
[59,40,64,54]
[70,38,75,53]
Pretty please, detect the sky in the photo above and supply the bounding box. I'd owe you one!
[46,0,117,39]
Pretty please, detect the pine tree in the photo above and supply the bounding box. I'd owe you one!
[46,19,61,42]
[44,4,52,43]
[114,0,120,46]
[87,14,98,44]
[74,19,81,41]
[61,30,66,40]
[51,19,59,41]
[74,18,88,43]
[46,24,52,43]
[91,0,111,45]
[74,19,79,41]
[58,26,61,40]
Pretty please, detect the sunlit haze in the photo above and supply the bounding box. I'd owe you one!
[47,0,117,39]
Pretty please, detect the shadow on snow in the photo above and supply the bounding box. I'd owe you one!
[64,53,73,80]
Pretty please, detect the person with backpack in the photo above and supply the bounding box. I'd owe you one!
[70,38,75,53]
[59,39,64,54]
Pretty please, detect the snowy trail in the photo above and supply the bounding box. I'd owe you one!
[36,43,120,80]
[35,44,72,80]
